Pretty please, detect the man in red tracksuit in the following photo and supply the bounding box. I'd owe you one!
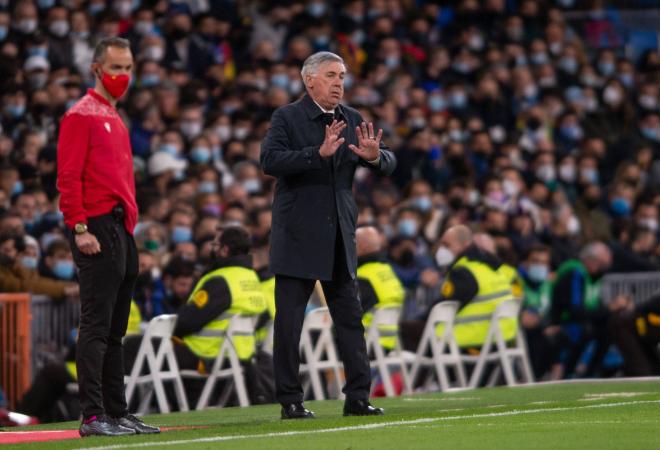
[57,37,158,437]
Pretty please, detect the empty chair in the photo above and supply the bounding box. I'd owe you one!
[409,301,467,392]
[299,307,344,400]
[124,315,189,414]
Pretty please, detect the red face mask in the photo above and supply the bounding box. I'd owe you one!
[99,71,130,99]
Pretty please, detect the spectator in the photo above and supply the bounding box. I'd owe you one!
[0,232,77,300]
[550,242,612,377]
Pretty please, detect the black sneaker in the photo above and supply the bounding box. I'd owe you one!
[79,415,136,437]
[343,399,385,416]
[112,414,161,434]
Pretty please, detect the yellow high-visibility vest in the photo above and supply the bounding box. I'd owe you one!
[183,266,266,360]
[437,257,517,348]
[255,276,276,344]
[357,261,405,350]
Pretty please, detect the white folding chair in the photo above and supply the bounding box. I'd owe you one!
[366,305,412,397]
[124,315,189,414]
[409,301,467,392]
[260,320,274,355]
[181,314,255,409]
[461,300,534,388]
[299,307,345,400]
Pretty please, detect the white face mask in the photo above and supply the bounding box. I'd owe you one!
[435,246,455,267]
[638,218,659,232]
[233,127,250,140]
[566,216,581,235]
[215,124,232,142]
[559,164,577,183]
[144,46,164,62]
[180,121,202,139]
[241,178,261,194]
[49,20,69,37]
[502,179,520,197]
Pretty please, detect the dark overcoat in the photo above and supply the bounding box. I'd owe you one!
[260,94,396,280]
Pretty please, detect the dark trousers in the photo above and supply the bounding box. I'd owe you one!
[71,208,138,418]
[273,231,371,405]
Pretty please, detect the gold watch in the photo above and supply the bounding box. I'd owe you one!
[74,223,88,235]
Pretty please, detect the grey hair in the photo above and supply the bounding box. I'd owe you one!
[300,51,346,85]
[579,241,609,261]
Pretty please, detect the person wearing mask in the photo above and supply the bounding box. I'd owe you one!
[261,51,395,419]
[550,242,612,378]
[431,225,517,352]
[172,226,268,405]
[356,226,405,351]
[0,233,78,300]
[56,37,158,436]
[519,244,563,380]
[39,239,76,281]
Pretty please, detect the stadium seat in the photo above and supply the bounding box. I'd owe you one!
[461,300,534,388]
[365,305,412,397]
[409,301,467,392]
[124,315,190,414]
[181,314,255,409]
[299,307,345,401]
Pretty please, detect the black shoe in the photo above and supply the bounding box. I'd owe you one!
[281,402,315,419]
[79,415,136,437]
[112,413,160,434]
[343,399,385,416]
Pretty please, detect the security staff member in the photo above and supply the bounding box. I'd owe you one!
[172,226,267,403]
[57,37,157,437]
[356,226,405,350]
[432,225,516,349]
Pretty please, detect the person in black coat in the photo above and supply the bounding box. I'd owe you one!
[260,51,396,419]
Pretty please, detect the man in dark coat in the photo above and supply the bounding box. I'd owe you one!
[260,51,396,419]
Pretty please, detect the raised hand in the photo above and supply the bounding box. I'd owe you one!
[349,122,383,161]
[319,119,347,158]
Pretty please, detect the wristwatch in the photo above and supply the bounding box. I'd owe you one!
[74,223,88,235]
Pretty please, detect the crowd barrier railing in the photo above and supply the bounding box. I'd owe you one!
[600,271,660,306]
[30,295,79,371]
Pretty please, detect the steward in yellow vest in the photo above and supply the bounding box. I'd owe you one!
[173,226,267,366]
[433,225,517,348]
[357,256,405,349]
[356,226,405,351]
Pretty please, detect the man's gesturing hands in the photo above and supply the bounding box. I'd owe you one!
[319,120,383,162]
[319,119,346,158]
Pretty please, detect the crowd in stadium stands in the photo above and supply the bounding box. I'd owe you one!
[1,0,660,408]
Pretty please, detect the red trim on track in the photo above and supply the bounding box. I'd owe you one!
[0,426,208,445]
